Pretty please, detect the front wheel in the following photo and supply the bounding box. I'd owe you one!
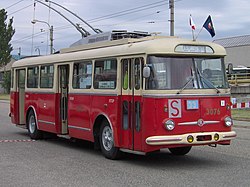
[27,110,43,139]
[169,146,192,156]
[99,120,120,159]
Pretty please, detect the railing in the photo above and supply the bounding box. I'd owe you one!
[227,72,250,85]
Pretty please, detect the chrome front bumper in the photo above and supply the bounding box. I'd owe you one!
[146,131,237,145]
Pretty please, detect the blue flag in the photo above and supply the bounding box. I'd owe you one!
[203,15,215,37]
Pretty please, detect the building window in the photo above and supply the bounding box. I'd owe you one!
[73,61,92,89]
[27,67,39,88]
[40,65,54,88]
[94,59,117,89]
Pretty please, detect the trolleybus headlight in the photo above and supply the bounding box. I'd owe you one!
[224,116,233,127]
[164,120,175,131]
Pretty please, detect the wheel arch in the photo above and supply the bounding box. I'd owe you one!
[26,106,39,129]
[93,114,115,148]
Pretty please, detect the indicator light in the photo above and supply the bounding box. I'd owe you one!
[187,135,194,143]
[214,133,219,141]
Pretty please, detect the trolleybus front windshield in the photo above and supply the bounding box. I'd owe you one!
[146,56,228,90]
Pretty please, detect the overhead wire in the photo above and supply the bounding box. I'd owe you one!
[12,31,47,44]
[41,1,170,33]
[87,0,182,23]
[5,0,26,10]
[87,0,167,22]
[8,3,33,16]
[12,0,183,47]
[51,0,182,32]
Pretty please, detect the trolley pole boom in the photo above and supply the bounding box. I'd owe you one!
[44,0,102,34]
[35,0,89,37]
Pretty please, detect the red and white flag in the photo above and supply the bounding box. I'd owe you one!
[189,15,196,30]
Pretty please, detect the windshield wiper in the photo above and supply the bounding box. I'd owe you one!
[197,68,221,94]
[176,77,193,94]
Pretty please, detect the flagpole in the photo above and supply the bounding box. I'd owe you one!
[195,27,203,40]
[192,29,195,41]
[189,14,196,41]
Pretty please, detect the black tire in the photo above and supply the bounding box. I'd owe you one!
[27,110,43,140]
[169,146,192,156]
[99,120,120,159]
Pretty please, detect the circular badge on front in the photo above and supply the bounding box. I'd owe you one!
[197,119,205,127]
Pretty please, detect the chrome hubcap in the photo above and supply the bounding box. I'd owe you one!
[29,115,36,133]
[102,126,113,151]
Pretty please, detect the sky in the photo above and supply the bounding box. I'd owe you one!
[1,0,250,56]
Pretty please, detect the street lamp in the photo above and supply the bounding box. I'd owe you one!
[31,19,54,54]
[35,47,41,55]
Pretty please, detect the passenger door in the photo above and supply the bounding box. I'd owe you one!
[121,58,143,151]
[58,65,69,134]
[17,69,26,124]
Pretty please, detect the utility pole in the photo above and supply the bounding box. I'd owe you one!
[169,0,174,36]
[49,25,53,54]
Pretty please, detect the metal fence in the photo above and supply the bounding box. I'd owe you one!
[227,72,250,85]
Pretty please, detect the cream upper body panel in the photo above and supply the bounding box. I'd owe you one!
[12,36,226,68]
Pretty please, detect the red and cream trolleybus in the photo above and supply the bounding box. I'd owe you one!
[10,32,236,159]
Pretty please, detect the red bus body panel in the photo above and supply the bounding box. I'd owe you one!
[11,88,233,153]
[141,96,232,152]
[24,93,60,134]
[10,91,19,124]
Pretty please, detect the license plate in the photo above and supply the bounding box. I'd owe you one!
[187,100,199,110]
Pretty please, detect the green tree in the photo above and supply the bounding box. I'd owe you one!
[0,9,15,93]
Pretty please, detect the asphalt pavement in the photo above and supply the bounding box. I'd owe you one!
[1,99,250,187]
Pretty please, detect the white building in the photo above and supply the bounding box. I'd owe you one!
[214,35,250,68]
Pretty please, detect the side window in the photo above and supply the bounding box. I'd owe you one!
[40,65,54,88]
[27,67,39,88]
[94,59,117,89]
[122,59,129,90]
[73,61,92,89]
[134,58,143,90]
[18,69,26,89]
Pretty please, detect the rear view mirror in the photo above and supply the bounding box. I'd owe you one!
[143,66,151,78]
[228,63,233,75]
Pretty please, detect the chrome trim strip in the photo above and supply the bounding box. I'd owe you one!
[25,91,55,94]
[68,125,91,132]
[147,137,183,143]
[204,121,220,124]
[38,120,55,125]
[143,93,230,98]
[69,92,118,96]
[223,134,237,138]
[178,121,198,125]
[178,121,219,126]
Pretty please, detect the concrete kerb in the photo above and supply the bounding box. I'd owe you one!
[233,120,250,129]
[0,100,10,104]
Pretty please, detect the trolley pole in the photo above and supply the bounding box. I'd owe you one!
[169,0,174,36]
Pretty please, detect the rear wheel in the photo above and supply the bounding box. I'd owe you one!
[27,110,43,139]
[99,120,120,159]
[169,146,192,156]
